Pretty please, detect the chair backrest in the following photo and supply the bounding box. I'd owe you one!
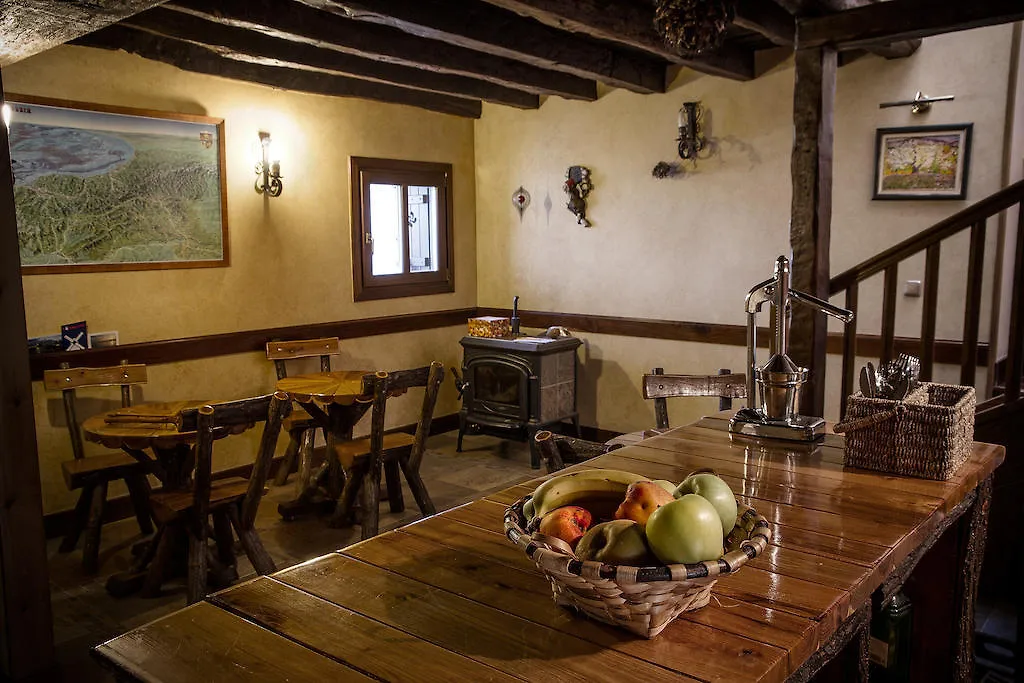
[266,337,340,380]
[642,367,746,430]
[192,391,291,530]
[43,361,148,459]
[367,362,445,471]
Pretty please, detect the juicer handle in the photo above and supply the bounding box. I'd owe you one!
[744,276,776,314]
[790,289,854,323]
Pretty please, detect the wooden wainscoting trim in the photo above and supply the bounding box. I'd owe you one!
[476,307,988,367]
[29,308,475,381]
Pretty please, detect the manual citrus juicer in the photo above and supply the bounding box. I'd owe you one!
[730,256,854,441]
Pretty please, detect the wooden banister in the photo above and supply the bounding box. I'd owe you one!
[830,179,1024,294]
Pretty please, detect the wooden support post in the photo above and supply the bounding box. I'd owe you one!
[789,46,837,418]
[0,71,56,677]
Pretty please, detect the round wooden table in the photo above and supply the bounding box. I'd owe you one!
[275,371,376,520]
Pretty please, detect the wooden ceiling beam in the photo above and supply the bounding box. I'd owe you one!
[0,0,166,67]
[122,8,539,109]
[73,26,483,118]
[165,0,596,101]
[798,0,1024,50]
[473,0,757,79]
[294,0,668,93]
[734,0,796,46]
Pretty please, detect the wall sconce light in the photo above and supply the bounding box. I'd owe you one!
[254,131,282,197]
[677,101,706,161]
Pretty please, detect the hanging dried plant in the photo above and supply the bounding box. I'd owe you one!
[654,0,736,56]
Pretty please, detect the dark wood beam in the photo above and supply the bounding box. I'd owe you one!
[789,46,837,418]
[798,0,1024,50]
[864,39,922,59]
[0,71,56,680]
[166,0,595,101]
[0,0,167,67]
[474,0,757,79]
[74,26,483,118]
[295,0,668,93]
[122,8,538,109]
[735,0,796,46]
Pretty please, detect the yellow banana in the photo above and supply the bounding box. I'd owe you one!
[531,469,646,519]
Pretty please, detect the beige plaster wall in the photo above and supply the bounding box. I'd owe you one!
[475,26,1015,430]
[4,46,476,513]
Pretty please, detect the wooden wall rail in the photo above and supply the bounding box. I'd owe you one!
[30,306,986,382]
[477,307,987,367]
[28,308,475,381]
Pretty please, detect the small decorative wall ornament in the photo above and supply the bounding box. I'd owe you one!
[512,186,531,220]
[677,101,706,161]
[654,0,735,55]
[563,165,593,227]
[652,161,683,179]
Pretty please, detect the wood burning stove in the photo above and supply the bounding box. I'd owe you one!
[456,335,581,468]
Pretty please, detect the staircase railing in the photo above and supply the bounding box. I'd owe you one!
[829,179,1024,417]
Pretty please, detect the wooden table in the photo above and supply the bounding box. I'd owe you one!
[94,417,1003,682]
[274,370,376,521]
[83,400,250,596]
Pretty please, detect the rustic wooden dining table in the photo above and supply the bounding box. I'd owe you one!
[94,414,1003,682]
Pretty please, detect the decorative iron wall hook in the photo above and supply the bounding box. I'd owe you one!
[512,186,530,221]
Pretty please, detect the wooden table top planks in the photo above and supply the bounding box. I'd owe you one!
[274,370,374,405]
[94,419,1005,683]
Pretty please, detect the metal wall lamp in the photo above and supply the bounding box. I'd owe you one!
[879,91,955,115]
[254,131,283,197]
[677,101,706,161]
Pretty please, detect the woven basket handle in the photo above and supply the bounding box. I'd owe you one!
[834,404,906,434]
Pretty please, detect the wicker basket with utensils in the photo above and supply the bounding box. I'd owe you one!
[835,382,975,480]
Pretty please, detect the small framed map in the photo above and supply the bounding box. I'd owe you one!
[7,95,228,274]
[873,124,972,200]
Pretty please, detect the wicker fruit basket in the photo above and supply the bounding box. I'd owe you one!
[834,382,975,481]
[503,497,771,638]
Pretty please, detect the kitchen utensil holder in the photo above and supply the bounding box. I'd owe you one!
[504,497,771,638]
[835,382,975,480]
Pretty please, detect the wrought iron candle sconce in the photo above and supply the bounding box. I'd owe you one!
[254,131,283,197]
[677,101,706,161]
[563,166,593,227]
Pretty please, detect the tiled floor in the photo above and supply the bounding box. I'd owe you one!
[45,431,538,682]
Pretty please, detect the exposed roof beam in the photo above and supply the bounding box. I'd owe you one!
[165,0,595,101]
[798,0,1024,50]
[1,0,167,67]
[864,39,922,59]
[734,0,796,46]
[73,26,483,118]
[473,0,759,78]
[295,0,668,93]
[122,7,538,109]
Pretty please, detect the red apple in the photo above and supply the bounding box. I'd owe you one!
[614,481,675,527]
[538,505,593,548]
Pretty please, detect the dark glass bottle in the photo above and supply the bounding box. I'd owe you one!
[869,591,913,682]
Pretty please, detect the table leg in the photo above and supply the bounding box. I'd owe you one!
[360,460,382,540]
[953,473,993,682]
[329,459,366,528]
[383,458,404,513]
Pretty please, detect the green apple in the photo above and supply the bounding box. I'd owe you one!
[674,472,738,535]
[651,479,677,496]
[575,520,653,565]
[645,494,725,565]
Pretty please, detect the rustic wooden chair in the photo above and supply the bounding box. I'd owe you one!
[534,431,622,474]
[643,367,747,430]
[265,337,340,485]
[331,361,445,539]
[44,362,154,574]
[148,391,290,604]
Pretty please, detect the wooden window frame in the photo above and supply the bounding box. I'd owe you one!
[351,157,455,302]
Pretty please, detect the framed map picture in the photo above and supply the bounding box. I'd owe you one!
[873,124,972,200]
[7,95,228,274]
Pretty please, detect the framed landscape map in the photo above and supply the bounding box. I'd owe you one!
[873,124,972,200]
[7,95,228,274]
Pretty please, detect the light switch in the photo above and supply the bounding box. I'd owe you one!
[904,280,922,297]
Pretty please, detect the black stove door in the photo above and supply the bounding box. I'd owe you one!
[465,356,530,424]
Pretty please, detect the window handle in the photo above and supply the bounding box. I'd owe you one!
[364,233,373,245]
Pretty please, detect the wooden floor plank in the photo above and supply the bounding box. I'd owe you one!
[347,529,791,683]
[275,552,700,683]
[94,601,371,683]
[211,577,523,683]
